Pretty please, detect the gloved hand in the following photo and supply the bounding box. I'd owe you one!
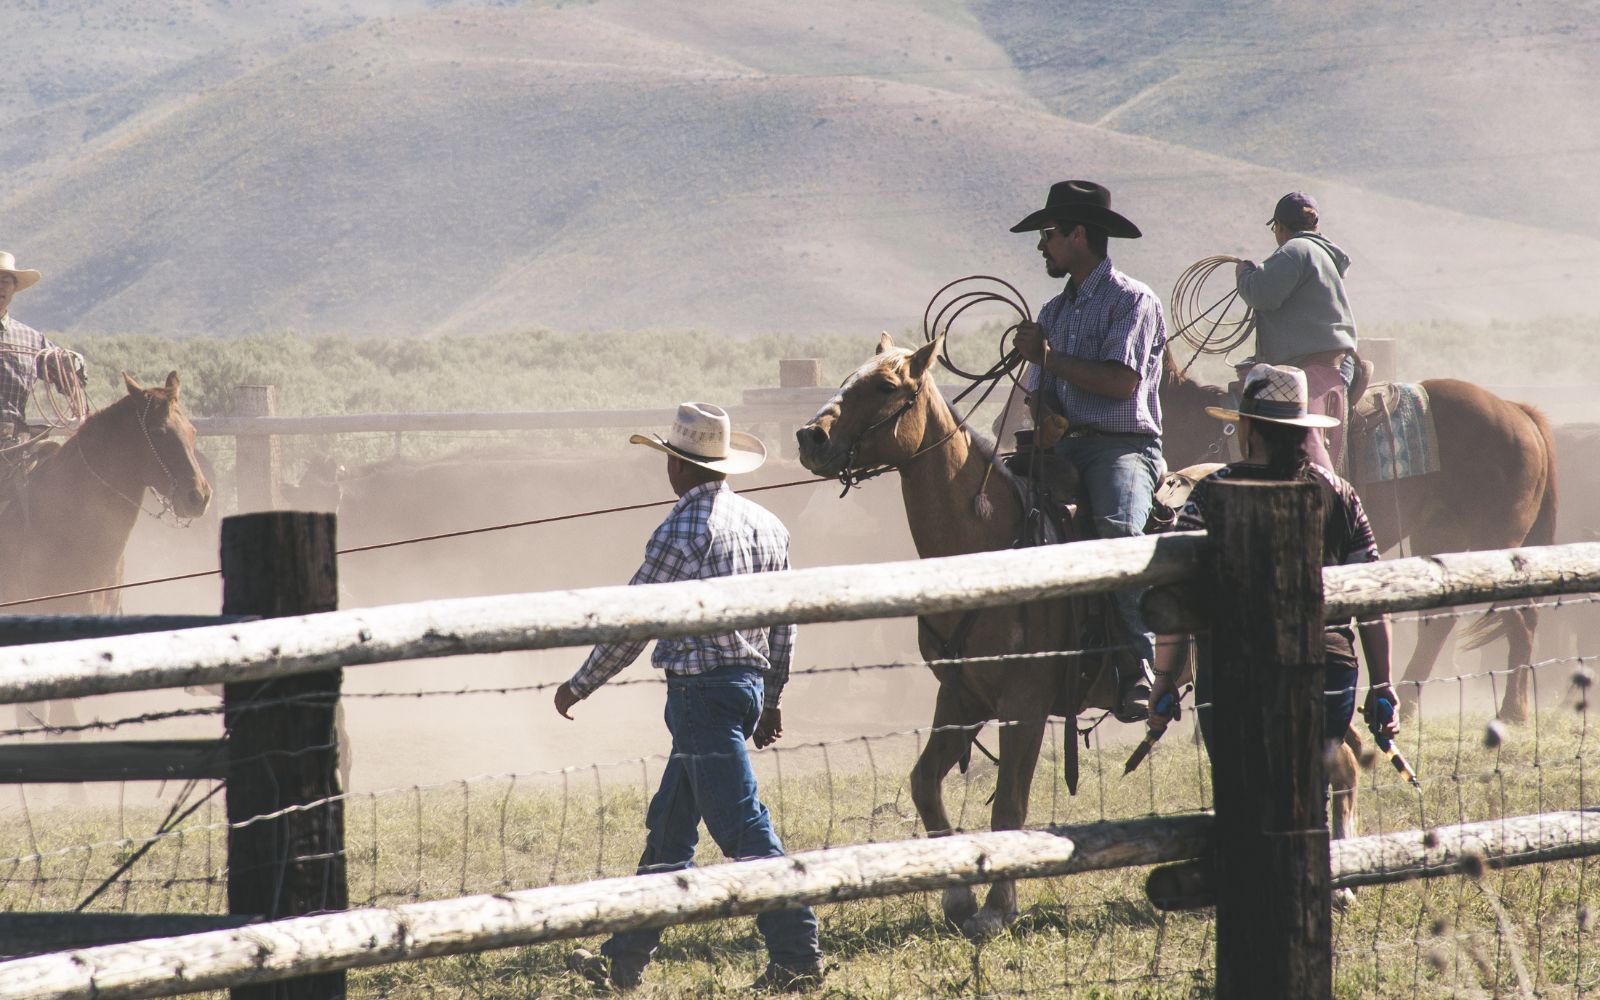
[1362,684,1400,744]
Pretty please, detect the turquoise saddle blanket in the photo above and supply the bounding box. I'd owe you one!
[1350,382,1440,484]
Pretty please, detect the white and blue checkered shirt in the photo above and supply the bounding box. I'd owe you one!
[567,480,797,709]
[1023,257,1167,436]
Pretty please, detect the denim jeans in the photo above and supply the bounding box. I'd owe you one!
[1054,432,1163,666]
[601,666,821,970]
[1193,639,1359,828]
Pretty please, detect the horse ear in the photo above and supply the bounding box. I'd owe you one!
[165,371,181,397]
[875,331,895,355]
[906,334,944,382]
[123,372,143,396]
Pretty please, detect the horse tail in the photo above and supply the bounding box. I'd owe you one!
[1518,403,1559,549]
[1462,402,1558,651]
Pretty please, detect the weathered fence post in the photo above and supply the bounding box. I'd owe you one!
[223,512,346,1000]
[778,358,822,388]
[1207,479,1331,999]
[235,384,281,513]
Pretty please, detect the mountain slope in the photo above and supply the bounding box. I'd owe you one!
[4,3,1598,338]
[969,0,1600,237]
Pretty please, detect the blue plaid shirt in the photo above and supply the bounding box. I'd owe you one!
[1023,257,1167,436]
[567,480,797,709]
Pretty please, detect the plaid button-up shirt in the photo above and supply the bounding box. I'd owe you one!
[1023,257,1167,436]
[567,480,797,709]
[0,314,59,426]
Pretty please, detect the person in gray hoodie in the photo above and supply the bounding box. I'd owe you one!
[1234,192,1356,470]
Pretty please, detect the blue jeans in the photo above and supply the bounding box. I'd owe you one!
[601,666,820,970]
[1194,639,1360,752]
[1054,433,1163,666]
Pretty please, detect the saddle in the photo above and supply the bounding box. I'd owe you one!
[1000,437,1219,724]
[0,432,61,522]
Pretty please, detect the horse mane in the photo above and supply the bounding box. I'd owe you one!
[926,381,1021,488]
[73,384,174,440]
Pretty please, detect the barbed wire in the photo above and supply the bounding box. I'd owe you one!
[0,621,1595,994]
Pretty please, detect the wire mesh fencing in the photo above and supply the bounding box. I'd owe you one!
[0,595,1595,997]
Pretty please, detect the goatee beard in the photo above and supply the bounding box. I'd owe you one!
[1045,260,1067,279]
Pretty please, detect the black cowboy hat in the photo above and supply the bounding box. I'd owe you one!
[1010,180,1142,239]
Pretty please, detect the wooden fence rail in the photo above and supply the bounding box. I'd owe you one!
[2,807,1596,1000]
[0,537,1596,708]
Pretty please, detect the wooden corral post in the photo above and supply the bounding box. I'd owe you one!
[1206,480,1331,999]
[222,512,346,1000]
[235,385,281,513]
[1361,337,1396,382]
[778,358,822,388]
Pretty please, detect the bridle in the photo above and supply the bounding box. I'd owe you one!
[75,395,199,527]
[833,375,975,497]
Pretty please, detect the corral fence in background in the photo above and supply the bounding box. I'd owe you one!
[190,340,1596,513]
[0,486,1598,997]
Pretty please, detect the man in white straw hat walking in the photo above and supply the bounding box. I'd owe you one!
[556,402,824,992]
[0,251,87,444]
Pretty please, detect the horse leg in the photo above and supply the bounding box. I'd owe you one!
[1327,732,1360,909]
[1398,611,1456,722]
[963,697,1048,940]
[1498,606,1539,723]
[909,682,982,930]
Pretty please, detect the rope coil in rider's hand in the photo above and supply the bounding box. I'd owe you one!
[1170,255,1255,377]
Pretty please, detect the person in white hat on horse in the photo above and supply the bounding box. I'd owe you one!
[1147,365,1398,803]
[0,251,87,444]
[555,402,824,992]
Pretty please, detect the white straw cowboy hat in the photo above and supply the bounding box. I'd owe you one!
[0,252,41,293]
[1205,364,1341,429]
[630,402,767,474]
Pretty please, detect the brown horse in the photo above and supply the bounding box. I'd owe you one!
[1160,354,1558,721]
[797,333,1113,938]
[1,371,212,730]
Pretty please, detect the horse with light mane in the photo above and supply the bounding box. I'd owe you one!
[1,371,211,730]
[797,332,1141,938]
[1160,353,1557,722]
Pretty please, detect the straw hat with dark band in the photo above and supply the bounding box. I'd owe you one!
[630,401,767,474]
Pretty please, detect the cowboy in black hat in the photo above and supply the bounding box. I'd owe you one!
[1009,180,1169,721]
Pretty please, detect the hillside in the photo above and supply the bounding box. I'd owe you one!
[968,0,1600,237]
[3,1,1599,338]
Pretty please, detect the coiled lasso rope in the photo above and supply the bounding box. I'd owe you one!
[919,275,1039,520]
[1170,255,1255,377]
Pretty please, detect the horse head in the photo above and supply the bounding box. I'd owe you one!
[796,332,945,480]
[121,371,213,519]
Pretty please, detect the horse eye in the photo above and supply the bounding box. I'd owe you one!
[876,380,897,395]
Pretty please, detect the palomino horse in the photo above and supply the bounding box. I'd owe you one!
[1161,354,1557,721]
[797,333,1118,938]
[1,371,212,730]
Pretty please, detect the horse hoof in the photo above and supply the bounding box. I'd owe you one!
[941,887,979,932]
[1498,704,1529,725]
[960,907,1016,941]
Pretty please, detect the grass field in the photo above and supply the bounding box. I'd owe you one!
[2,701,1596,998]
